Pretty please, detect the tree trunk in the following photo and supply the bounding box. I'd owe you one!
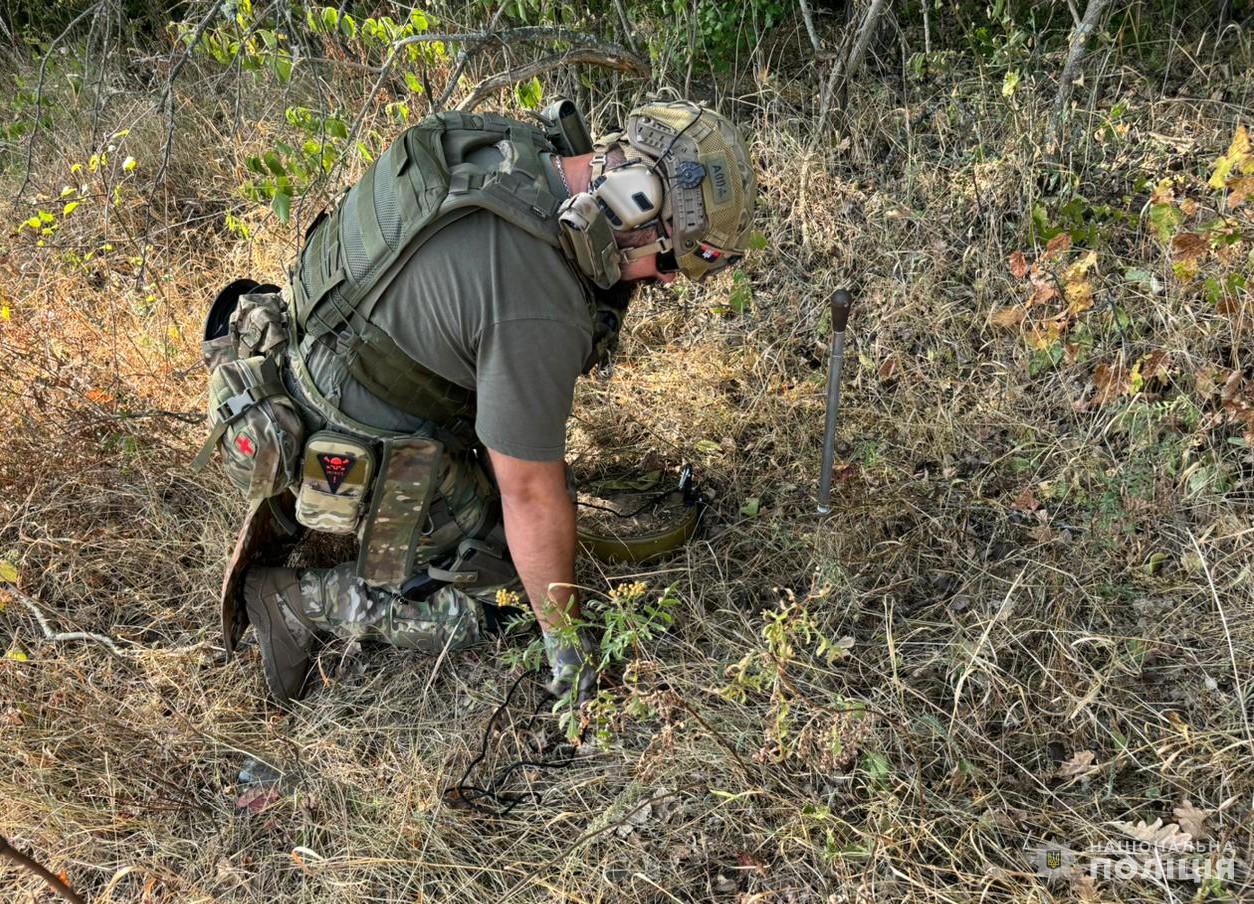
[1046,0,1111,160]
[817,0,890,138]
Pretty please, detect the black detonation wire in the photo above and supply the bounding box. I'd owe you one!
[444,669,586,817]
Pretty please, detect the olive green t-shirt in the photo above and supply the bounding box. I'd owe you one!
[345,209,593,461]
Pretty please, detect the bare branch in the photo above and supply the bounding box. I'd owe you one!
[457,44,650,113]
[798,0,823,55]
[0,836,86,904]
[613,0,640,53]
[434,2,510,114]
[3,585,127,659]
[13,1,102,206]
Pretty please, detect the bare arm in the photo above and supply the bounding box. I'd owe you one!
[486,448,579,630]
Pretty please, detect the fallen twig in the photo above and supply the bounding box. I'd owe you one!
[0,835,86,904]
[2,585,127,659]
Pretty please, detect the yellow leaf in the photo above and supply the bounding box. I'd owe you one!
[122,156,137,172]
[0,305,9,321]
[5,649,28,662]
[1208,125,1251,189]
[62,200,80,216]
[0,561,17,583]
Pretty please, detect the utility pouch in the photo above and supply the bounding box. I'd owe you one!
[232,290,289,360]
[193,356,304,502]
[294,431,375,534]
[201,279,281,371]
[357,435,443,591]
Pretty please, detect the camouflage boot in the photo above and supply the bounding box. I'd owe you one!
[242,567,322,706]
[298,563,489,655]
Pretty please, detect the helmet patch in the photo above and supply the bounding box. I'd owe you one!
[706,154,732,205]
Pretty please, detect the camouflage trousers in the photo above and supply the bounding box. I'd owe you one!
[292,563,522,654]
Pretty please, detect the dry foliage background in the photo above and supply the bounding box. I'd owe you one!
[1,1,1253,901]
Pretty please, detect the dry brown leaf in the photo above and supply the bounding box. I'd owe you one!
[1088,363,1129,408]
[1028,270,1059,305]
[1172,800,1210,840]
[1179,197,1200,217]
[1044,232,1073,259]
[990,306,1026,328]
[1228,175,1254,207]
[1008,250,1028,279]
[1011,488,1040,512]
[1132,351,1169,386]
[1194,366,1220,398]
[1150,178,1175,205]
[878,356,899,380]
[1058,750,1098,780]
[1110,817,1194,851]
[1171,232,1208,262]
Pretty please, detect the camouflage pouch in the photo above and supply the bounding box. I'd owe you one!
[232,291,289,359]
[357,436,443,591]
[294,431,375,535]
[201,279,281,371]
[193,356,305,502]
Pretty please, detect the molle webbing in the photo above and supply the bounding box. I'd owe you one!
[292,111,561,344]
[288,112,564,439]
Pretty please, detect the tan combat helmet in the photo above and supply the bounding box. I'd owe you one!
[613,101,757,281]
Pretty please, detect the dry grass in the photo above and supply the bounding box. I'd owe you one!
[2,10,1254,903]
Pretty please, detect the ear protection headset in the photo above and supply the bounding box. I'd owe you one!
[557,106,705,288]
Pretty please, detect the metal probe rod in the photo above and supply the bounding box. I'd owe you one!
[817,289,853,514]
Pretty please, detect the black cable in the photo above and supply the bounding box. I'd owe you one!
[444,669,588,817]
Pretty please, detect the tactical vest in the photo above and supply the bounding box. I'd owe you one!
[284,110,583,447]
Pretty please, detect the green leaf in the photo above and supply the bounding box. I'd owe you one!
[325,117,348,139]
[1148,203,1183,243]
[514,75,543,110]
[739,497,760,518]
[747,230,768,251]
[271,191,291,223]
[1028,343,1063,377]
[1001,69,1021,97]
[263,151,285,177]
[321,6,338,31]
[861,751,892,785]
[272,56,293,84]
[404,72,424,95]
[339,14,357,39]
[694,439,721,455]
